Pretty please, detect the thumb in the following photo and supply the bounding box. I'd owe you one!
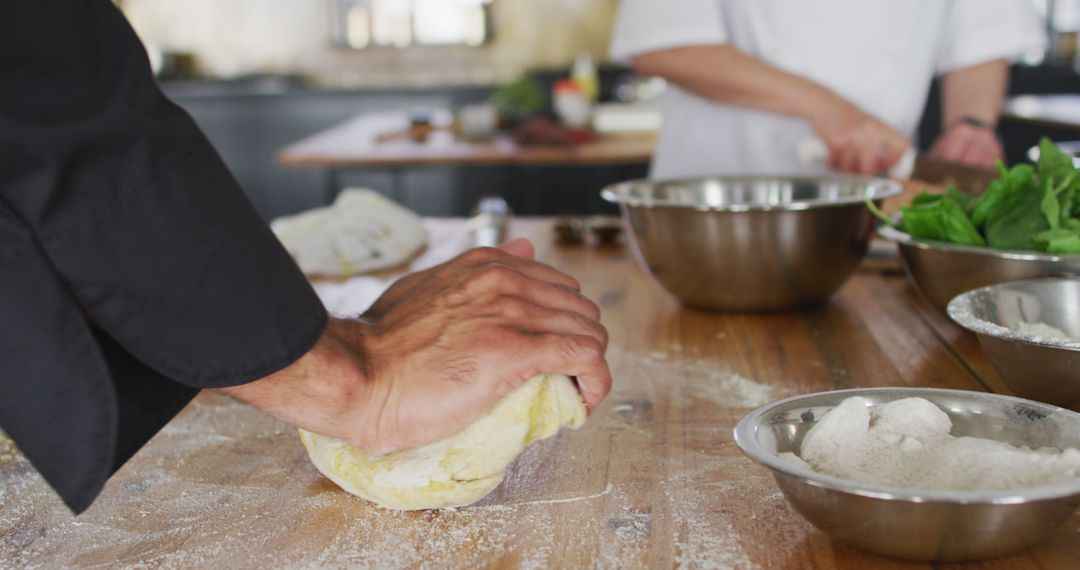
[498,238,535,260]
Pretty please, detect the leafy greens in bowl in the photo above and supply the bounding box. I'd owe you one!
[868,138,1080,253]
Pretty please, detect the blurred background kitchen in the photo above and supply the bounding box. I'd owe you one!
[119,0,1080,220]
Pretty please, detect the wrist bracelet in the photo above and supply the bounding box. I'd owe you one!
[956,116,995,130]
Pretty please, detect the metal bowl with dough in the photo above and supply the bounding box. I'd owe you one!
[299,374,586,510]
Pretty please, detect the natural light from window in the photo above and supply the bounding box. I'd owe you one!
[336,0,492,49]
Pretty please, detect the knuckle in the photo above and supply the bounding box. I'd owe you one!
[557,335,602,364]
[554,336,582,362]
[581,297,602,320]
[579,336,605,362]
[558,272,582,290]
[479,263,516,284]
[461,246,499,264]
[573,312,606,342]
[596,323,611,347]
[463,263,514,294]
[492,295,527,319]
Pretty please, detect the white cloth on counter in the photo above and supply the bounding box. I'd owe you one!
[271,189,426,277]
[312,218,480,318]
[610,0,1047,179]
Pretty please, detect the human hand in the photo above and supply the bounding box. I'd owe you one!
[810,95,910,175]
[222,239,611,453]
[929,121,1002,168]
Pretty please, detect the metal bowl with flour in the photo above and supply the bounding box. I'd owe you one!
[601,175,900,311]
[948,277,1080,411]
[734,387,1080,562]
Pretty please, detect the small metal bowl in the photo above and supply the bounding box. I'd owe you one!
[879,225,1080,314]
[734,388,1080,562]
[601,175,900,311]
[1028,140,1080,168]
[948,277,1080,411]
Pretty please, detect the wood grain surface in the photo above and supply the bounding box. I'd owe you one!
[276,113,655,168]
[1,218,1077,569]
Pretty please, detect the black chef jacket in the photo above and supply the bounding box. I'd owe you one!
[0,1,328,513]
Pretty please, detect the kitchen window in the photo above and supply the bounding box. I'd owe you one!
[333,0,493,50]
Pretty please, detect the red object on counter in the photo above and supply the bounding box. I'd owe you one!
[554,79,583,93]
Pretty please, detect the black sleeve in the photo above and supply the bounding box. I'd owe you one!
[0,1,328,513]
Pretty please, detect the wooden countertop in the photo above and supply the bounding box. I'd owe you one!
[2,218,1078,568]
[277,113,655,168]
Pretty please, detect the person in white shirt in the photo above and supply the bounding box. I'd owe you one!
[610,0,1047,179]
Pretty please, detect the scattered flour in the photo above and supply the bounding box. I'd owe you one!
[949,299,1080,350]
[1017,321,1076,342]
[784,397,1080,491]
[632,349,778,409]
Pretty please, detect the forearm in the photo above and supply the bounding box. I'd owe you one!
[929,59,1008,167]
[219,318,380,447]
[940,59,1008,128]
[633,44,909,174]
[632,44,837,121]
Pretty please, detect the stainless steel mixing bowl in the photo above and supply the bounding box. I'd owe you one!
[734,388,1080,562]
[948,278,1080,411]
[1028,140,1080,168]
[601,175,900,311]
[879,225,1080,315]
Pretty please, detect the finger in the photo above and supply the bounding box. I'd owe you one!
[834,144,858,173]
[959,135,1001,167]
[464,263,599,320]
[932,129,970,163]
[498,238,535,260]
[877,138,909,173]
[514,332,612,412]
[456,247,581,291]
[495,296,608,349]
[824,137,845,171]
[855,144,879,175]
[959,143,993,167]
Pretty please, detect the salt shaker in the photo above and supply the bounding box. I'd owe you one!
[470,196,511,248]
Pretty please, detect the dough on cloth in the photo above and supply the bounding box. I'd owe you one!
[271,189,425,277]
[299,374,586,510]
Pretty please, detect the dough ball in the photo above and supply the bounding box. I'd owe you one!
[271,189,426,277]
[299,374,586,510]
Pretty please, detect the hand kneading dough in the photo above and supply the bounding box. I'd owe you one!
[299,374,586,510]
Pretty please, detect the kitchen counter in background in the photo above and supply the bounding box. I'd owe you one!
[277,111,654,209]
[162,79,495,220]
[164,61,1079,221]
[161,66,646,221]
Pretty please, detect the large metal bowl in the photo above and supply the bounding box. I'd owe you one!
[734,387,1080,562]
[601,175,900,311]
[879,225,1080,314]
[948,277,1080,411]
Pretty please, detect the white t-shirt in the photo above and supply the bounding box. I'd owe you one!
[610,0,1046,179]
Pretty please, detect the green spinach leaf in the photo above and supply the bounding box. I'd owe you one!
[986,177,1050,250]
[902,194,985,246]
